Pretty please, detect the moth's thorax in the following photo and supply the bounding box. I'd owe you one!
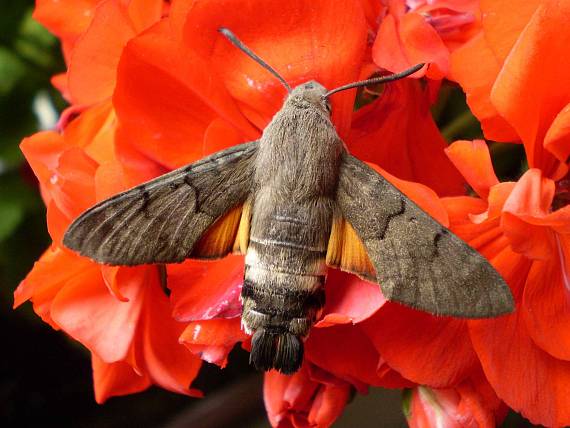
[255,80,342,201]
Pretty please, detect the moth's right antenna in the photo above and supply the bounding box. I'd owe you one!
[324,63,426,98]
[219,28,292,94]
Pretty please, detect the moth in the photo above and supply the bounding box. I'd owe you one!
[64,28,514,375]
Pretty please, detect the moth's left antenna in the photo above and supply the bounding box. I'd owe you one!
[219,27,292,94]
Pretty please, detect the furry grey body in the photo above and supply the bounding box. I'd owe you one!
[242,82,342,372]
[63,80,514,375]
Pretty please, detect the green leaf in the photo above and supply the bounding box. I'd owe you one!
[0,47,26,95]
[0,200,24,242]
[14,10,58,71]
[0,1,30,45]
[20,9,57,48]
[401,388,412,419]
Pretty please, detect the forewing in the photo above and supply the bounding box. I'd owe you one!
[64,142,258,265]
[334,153,514,318]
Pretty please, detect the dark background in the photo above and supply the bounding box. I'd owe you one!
[0,1,534,426]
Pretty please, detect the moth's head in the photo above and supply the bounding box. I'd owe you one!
[287,81,331,115]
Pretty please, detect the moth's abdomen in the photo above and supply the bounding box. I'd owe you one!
[242,242,326,335]
[242,205,332,374]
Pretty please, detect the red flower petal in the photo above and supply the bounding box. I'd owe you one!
[409,387,483,428]
[13,246,92,327]
[449,0,541,142]
[203,118,246,157]
[43,148,98,244]
[470,308,570,427]
[33,0,99,47]
[179,318,247,367]
[85,265,204,397]
[307,381,351,428]
[449,34,518,142]
[489,0,570,177]
[443,196,487,234]
[46,201,72,248]
[127,0,165,31]
[305,324,390,390]
[265,365,318,420]
[445,140,498,199]
[407,368,505,428]
[374,12,449,79]
[479,0,541,62]
[114,20,256,169]
[348,80,466,197]
[50,265,146,362]
[181,0,368,137]
[544,103,570,171]
[168,256,243,322]
[100,265,133,302]
[264,364,351,428]
[92,353,151,404]
[21,106,120,245]
[94,161,129,202]
[502,169,555,260]
[68,0,163,105]
[523,254,570,361]
[137,276,203,397]
[469,183,515,225]
[372,14,411,76]
[315,270,385,327]
[20,131,71,207]
[362,305,477,388]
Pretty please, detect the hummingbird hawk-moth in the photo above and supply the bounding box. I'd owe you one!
[63,28,514,375]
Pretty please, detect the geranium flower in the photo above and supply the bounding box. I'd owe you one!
[264,363,352,428]
[35,0,168,102]
[357,134,570,426]
[347,79,465,196]
[372,0,480,80]
[450,0,570,169]
[404,368,507,428]
[446,1,570,423]
[15,110,203,402]
[34,0,100,55]
[446,140,570,427]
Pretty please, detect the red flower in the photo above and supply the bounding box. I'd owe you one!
[35,0,167,102]
[451,0,570,179]
[446,140,570,427]
[405,368,507,428]
[372,0,480,80]
[347,79,465,196]
[15,246,203,403]
[34,0,100,53]
[447,1,570,424]
[15,110,203,400]
[264,364,352,428]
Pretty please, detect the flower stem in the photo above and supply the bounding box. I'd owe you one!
[441,110,479,142]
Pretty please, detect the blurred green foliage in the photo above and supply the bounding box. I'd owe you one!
[0,2,63,284]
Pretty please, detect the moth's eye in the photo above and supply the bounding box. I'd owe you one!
[325,100,332,113]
